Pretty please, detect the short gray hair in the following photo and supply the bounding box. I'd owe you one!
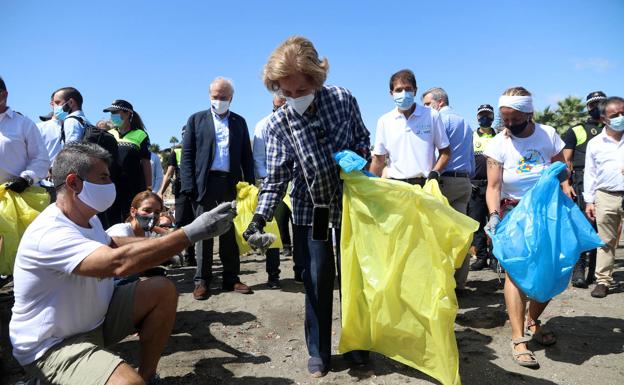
[422,87,449,105]
[52,142,111,192]
[210,76,235,97]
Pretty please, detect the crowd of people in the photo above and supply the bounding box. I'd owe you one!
[1,34,622,384]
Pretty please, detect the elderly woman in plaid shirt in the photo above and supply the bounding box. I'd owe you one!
[243,36,371,377]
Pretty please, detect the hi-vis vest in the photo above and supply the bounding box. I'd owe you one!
[473,130,494,155]
[174,148,182,164]
[108,128,147,148]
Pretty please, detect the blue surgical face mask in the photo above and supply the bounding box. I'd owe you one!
[393,91,415,111]
[111,113,123,127]
[53,103,69,120]
[608,115,624,132]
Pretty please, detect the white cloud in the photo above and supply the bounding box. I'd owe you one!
[573,57,615,72]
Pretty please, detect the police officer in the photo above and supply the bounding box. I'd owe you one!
[562,91,606,288]
[469,104,497,271]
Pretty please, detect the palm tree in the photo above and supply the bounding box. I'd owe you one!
[148,143,161,153]
[534,96,586,135]
[169,136,179,147]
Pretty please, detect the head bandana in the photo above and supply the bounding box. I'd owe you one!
[498,95,534,113]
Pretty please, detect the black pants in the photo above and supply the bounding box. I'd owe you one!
[193,174,240,286]
[175,192,196,259]
[467,182,490,260]
[274,201,292,246]
[572,170,597,274]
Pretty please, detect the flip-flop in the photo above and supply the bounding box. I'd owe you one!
[511,336,539,368]
[526,319,557,346]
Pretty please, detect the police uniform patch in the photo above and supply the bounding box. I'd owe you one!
[591,128,597,135]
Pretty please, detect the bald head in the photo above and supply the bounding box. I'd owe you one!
[209,77,234,101]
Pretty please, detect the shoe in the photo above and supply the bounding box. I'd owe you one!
[591,284,608,298]
[293,271,304,284]
[282,244,293,256]
[307,357,328,378]
[184,256,197,267]
[193,282,210,300]
[510,336,539,368]
[267,276,281,289]
[571,263,588,288]
[223,282,253,294]
[470,258,488,271]
[490,258,505,273]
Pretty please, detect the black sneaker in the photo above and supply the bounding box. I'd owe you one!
[267,274,281,289]
[293,271,304,284]
[490,258,505,274]
[184,256,197,267]
[470,258,488,271]
[571,264,588,288]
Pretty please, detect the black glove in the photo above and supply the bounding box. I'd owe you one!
[243,214,277,253]
[243,214,267,241]
[427,170,440,181]
[5,176,31,193]
[557,168,570,183]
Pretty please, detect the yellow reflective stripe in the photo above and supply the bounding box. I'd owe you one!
[174,148,182,164]
[108,129,147,147]
[473,131,494,153]
[571,125,587,146]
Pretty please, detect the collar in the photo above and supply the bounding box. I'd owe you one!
[393,103,423,119]
[1,106,15,119]
[68,110,85,118]
[438,105,451,114]
[600,129,624,144]
[211,109,230,120]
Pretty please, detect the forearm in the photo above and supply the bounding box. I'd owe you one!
[112,230,190,276]
[433,148,450,172]
[486,186,501,215]
[370,155,385,177]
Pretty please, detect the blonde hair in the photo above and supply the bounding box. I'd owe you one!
[263,36,329,92]
[502,86,532,97]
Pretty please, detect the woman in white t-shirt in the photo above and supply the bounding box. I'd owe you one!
[107,190,171,283]
[484,87,571,368]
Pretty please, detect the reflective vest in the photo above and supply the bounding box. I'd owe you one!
[174,148,182,164]
[473,130,495,155]
[569,121,602,169]
[108,128,148,148]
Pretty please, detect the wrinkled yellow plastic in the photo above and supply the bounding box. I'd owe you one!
[339,171,478,385]
[233,182,283,255]
[0,185,50,275]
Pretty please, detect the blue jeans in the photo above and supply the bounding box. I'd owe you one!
[294,225,339,365]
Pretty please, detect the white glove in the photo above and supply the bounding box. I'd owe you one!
[484,213,501,235]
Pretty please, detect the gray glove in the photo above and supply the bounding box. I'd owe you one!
[247,232,277,254]
[484,213,501,235]
[183,201,237,243]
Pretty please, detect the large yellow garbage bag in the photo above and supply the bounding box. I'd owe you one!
[233,182,282,255]
[0,185,50,274]
[339,171,478,385]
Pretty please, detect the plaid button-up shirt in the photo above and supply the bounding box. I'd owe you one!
[256,86,370,227]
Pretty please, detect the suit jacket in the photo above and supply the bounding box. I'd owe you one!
[180,109,255,202]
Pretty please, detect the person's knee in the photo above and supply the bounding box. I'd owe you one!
[140,277,178,307]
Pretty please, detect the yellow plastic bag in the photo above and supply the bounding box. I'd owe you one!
[339,172,478,385]
[233,182,282,255]
[0,185,50,274]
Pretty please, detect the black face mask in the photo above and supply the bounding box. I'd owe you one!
[507,120,529,136]
[135,214,155,232]
[588,108,601,120]
[478,116,494,128]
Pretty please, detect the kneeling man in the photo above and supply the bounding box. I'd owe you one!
[10,142,236,385]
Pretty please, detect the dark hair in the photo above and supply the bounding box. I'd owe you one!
[52,142,111,193]
[389,69,417,91]
[129,110,146,131]
[53,87,83,109]
[0,76,6,92]
[600,96,624,117]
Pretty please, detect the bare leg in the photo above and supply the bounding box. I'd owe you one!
[527,300,555,344]
[504,273,532,362]
[106,362,144,385]
[133,277,178,381]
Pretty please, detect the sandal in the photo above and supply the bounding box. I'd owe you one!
[511,336,539,368]
[525,319,557,346]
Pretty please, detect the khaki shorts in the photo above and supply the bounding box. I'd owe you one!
[24,281,138,385]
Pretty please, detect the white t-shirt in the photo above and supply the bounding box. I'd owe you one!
[484,124,565,199]
[373,104,450,179]
[106,222,153,238]
[10,205,113,365]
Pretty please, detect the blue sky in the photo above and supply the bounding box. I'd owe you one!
[3,0,623,148]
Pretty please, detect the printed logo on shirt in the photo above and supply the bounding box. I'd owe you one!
[410,124,432,135]
[516,149,545,174]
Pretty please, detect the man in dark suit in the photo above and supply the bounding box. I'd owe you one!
[181,77,255,300]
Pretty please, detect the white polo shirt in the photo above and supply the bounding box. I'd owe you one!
[373,104,449,179]
[583,130,624,203]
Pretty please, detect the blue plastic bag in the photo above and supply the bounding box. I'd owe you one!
[488,162,604,302]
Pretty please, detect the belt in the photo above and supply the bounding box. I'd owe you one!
[442,171,470,178]
[209,170,230,177]
[393,177,426,186]
[597,189,624,196]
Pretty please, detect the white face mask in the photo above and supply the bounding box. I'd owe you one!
[211,99,230,115]
[77,179,117,213]
[286,93,315,116]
